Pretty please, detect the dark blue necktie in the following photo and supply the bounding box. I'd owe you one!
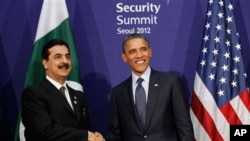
[135,78,146,126]
[60,86,66,97]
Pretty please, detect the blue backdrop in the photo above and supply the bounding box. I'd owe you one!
[0,0,250,140]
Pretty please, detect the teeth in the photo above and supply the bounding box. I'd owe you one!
[136,60,144,64]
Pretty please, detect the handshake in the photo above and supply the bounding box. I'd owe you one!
[88,131,105,141]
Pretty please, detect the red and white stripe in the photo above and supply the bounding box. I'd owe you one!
[190,72,250,141]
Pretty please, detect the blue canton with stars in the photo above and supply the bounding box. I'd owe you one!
[197,0,248,107]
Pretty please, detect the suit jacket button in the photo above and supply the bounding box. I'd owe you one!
[144,135,147,138]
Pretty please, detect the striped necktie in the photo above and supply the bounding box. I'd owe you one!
[135,78,146,126]
[60,86,66,97]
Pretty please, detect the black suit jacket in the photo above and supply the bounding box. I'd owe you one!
[105,69,195,141]
[21,79,90,141]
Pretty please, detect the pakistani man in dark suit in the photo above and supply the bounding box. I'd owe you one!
[21,39,104,141]
[105,34,195,141]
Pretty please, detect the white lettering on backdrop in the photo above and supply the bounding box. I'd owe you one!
[116,2,162,35]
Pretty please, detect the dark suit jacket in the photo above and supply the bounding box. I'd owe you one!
[21,79,90,141]
[105,69,195,141]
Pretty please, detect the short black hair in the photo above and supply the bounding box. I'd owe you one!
[122,33,150,53]
[42,39,70,60]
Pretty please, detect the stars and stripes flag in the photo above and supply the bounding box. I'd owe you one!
[190,0,250,140]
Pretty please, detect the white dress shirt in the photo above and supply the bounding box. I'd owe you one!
[46,75,74,110]
[132,66,151,103]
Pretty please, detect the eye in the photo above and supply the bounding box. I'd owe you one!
[54,54,62,59]
[65,54,70,59]
[141,47,148,51]
[128,49,136,55]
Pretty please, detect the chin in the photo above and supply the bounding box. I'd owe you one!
[59,73,70,77]
[138,66,147,72]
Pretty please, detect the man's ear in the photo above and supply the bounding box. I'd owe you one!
[121,53,127,62]
[149,47,152,58]
[42,59,48,69]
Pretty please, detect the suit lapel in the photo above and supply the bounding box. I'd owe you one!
[60,89,75,115]
[43,79,75,114]
[123,78,144,131]
[145,71,160,130]
[68,86,81,121]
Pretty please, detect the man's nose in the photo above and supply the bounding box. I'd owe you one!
[62,56,69,62]
[136,50,143,57]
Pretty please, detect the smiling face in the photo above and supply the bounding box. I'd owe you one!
[42,45,71,84]
[122,38,152,76]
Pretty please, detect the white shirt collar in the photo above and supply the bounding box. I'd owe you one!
[46,75,67,90]
[132,66,151,85]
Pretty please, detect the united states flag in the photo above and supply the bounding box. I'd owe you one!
[190,0,250,140]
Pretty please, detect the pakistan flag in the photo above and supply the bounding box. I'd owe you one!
[15,0,82,140]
